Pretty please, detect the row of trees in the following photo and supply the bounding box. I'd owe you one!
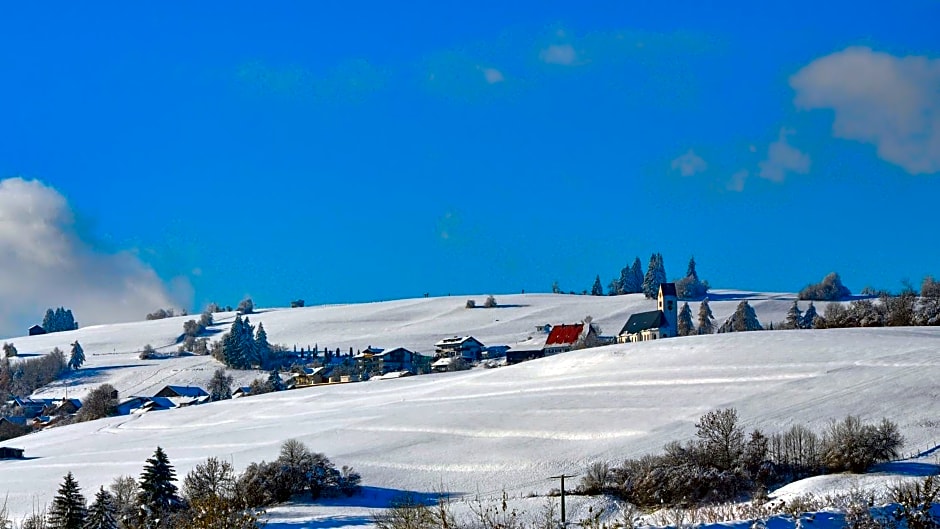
[580,408,903,508]
[4,440,361,529]
[42,307,79,333]
[213,316,271,370]
[589,254,710,300]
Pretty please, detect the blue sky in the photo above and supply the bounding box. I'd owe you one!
[1,1,938,332]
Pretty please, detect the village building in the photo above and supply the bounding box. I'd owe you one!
[0,446,25,459]
[618,283,678,343]
[434,336,486,362]
[153,385,209,399]
[28,324,45,336]
[543,321,599,355]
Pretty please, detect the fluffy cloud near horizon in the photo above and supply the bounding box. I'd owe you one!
[539,44,578,65]
[791,47,940,174]
[0,178,187,337]
[671,150,708,176]
[758,128,812,182]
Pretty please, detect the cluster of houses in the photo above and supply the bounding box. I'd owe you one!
[0,396,84,431]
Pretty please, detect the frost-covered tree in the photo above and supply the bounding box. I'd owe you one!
[697,298,715,335]
[207,368,233,402]
[642,253,667,299]
[784,301,803,330]
[236,297,254,314]
[2,342,16,358]
[719,301,763,333]
[921,276,940,299]
[801,302,819,329]
[221,315,256,369]
[43,307,79,333]
[591,275,604,296]
[48,472,86,529]
[618,257,644,295]
[255,323,270,368]
[677,302,695,336]
[68,341,85,370]
[136,446,181,527]
[268,370,285,392]
[675,256,709,300]
[84,487,117,529]
[77,384,118,422]
[183,457,236,503]
[483,295,497,308]
[799,272,852,301]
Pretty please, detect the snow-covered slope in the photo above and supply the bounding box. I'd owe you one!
[7,291,825,401]
[1,292,938,523]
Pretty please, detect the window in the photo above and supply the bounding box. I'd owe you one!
[667,301,673,311]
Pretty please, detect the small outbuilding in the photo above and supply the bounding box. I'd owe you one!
[0,446,25,459]
[28,325,46,336]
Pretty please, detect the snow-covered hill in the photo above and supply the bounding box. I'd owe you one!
[2,292,937,526]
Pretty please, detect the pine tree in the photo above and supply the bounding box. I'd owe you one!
[84,487,118,529]
[591,275,604,296]
[686,256,699,282]
[48,472,86,529]
[207,368,233,401]
[268,370,284,392]
[801,302,819,329]
[43,308,56,333]
[677,302,695,336]
[69,341,85,370]
[137,446,181,527]
[697,298,715,334]
[720,301,763,332]
[255,323,270,368]
[631,258,644,294]
[642,253,667,299]
[785,301,803,329]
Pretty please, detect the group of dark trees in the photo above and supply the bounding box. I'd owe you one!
[42,307,79,333]
[675,298,716,336]
[579,408,903,509]
[799,272,852,301]
[5,441,360,529]
[592,254,710,300]
[213,315,271,369]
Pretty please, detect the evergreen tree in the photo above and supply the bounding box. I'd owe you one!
[43,308,56,333]
[69,341,85,370]
[697,298,715,335]
[48,472,86,529]
[137,446,181,527]
[785,301,803,330]
[84,487,118,529]
[221,315,256,369]
[268,370,284,392]
[719,301,763,333]
[801,302,819,329]
[642,253,667,299]
[255,323,271,368]
[686,256,699,282]
[677,302,695,336]
[591,275,604,296]
[676,256,710,299]
[2,342,16,358]
[631,258,644,294]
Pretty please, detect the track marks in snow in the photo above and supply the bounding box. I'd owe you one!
[347,424,643,441]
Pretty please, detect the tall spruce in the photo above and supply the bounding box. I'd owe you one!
[84,487,118,529]
[677,302,695,336]
[68,341,85,370]
[207,368,233,401]
[801,302,819,329]
[255,323,270,368]
[591,275,604,296]
[137,446,181,527]
[642,253,667,299]
[785,301,803,329]
[268,370,285,392]
[48,472,86,529]
[697,298,715,334]
[719,301,763,333]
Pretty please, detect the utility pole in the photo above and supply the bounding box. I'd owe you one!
[549,474,578,527]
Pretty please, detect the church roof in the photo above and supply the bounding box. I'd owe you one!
[620,311,667,335]
[659,283,677,297]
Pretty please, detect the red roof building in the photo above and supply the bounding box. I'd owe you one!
[545,324,584,347]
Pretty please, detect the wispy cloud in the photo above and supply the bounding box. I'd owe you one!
[481,67,505,84]
[791,46,940,174]
[758,128,811,182]
[0,178,187,337]
[671,150,708,176]
[539,44,578,66]
[728,169,749,192]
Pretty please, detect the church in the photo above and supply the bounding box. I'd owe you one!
[617,283,678,343]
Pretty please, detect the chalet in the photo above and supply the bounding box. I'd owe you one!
[0,446,24,459]
[50,399,82,416]
[434,336,485,362]
[28,325,46,336]
[153,386,209,399]
[618,283,678,343]
[543,321,599,355]
[431,357,458,373]
[232,387,252,398]
[0,417,30,429]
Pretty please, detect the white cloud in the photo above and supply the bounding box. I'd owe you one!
[539,44,578,66]
[728,169,749,192]
[670,149,708,176]
[481,67,504,84]
[758,128,811,182]
[790,46,940,174]
[0,178,187,336]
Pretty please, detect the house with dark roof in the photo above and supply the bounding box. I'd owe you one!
[0,446,25,459]
[153,386,209,399]
[618,283,678,343]
[434,336,486,362]
[28,324,46,336]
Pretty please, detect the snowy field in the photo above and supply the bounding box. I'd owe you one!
[1,292,939,527]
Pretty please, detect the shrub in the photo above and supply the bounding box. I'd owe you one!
[146,308,176,320]
[799,272,852,301]
[465,299,476,309]
[77,384,118,422]
[2,342,17,358]
[821,416,903,473]
[237,298,254,314]
[483,295,497,308]
[139,344,156,360]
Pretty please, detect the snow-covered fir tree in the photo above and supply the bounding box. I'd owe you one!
[221,315,257,369]
[718,300,763,333]
[68,341,85,370]
[618,257,644,294]
[785,301,803,329]
[2,342,16,358]
[268,370,284,391]
[255,322,270,367]
[697,298,715,334]
[137,446,181,528]
[642,253,667,299]
[43,307,79,333]
[677,302,695,336]
[801,302,819,329]
[591,275,604,296]
[84,487,118,529]
[675,256,709,300]
[48,472,86,529]
[207,368,233,401]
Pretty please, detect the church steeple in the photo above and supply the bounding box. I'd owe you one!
[657,283,678,337]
